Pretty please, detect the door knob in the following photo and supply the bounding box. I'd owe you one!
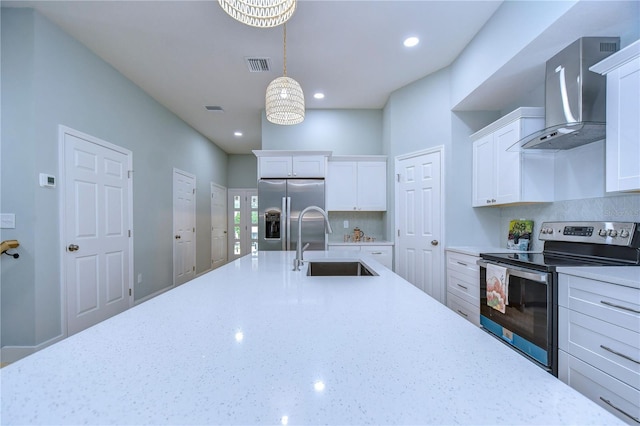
[431,240,439,246]
[68,244,79,252]
[175,235,181,240]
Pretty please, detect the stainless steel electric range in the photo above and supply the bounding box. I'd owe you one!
[478,221,640,376]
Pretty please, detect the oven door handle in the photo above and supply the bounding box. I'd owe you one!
[477,260,549,284]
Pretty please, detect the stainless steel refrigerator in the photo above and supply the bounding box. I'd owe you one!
[258,179,326,251]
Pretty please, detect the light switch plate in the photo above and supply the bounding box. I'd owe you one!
[343,220,349,229]
[1,213,16,229]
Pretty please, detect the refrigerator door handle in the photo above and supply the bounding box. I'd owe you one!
[281,197,287,251]
[286,196,291,251]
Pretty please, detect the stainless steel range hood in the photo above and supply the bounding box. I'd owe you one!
[521,37,620,150]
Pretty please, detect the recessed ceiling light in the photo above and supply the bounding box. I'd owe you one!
[403,36,420,48]
[313,92,325,100]
[234,131,243,137]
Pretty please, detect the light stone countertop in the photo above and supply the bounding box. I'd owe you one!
[446,246,537,256]
[0,251,623,425]
[556,265,640,289]
[327,241,394,246]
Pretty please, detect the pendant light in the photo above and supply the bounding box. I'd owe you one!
[218,0,296,28]
[265,24,305,125]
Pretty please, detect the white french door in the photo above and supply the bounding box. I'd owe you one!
[395,148,444,303]
[61,126,133,336]
[211,183,228,270]
[173,169,196,286]
[227,189,258,262]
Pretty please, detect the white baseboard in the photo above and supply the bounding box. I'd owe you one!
[1,334,65,365]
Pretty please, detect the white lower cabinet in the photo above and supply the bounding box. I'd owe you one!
[558,273,640,424]
[445,251,480,326]
[327,244,393,270]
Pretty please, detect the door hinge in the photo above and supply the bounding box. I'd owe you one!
[397,229,400,237]
[397,173,400,182]
[128,170,133,179]
[193,227,195,232]
[192,266,195,272]
[128,230,132,237]
[193,188,196,194]
[129,288,132,296]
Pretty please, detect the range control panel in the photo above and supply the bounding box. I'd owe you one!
[539,221,639,247]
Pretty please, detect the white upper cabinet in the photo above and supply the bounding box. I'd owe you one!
[254,151,331,178]
[591,40,640,193]
[327,156,387,211]
[471,107,555,207]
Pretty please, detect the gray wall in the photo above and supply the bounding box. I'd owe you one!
[1,9,228,349]
[262,109,383,154]
[227,154,257,188]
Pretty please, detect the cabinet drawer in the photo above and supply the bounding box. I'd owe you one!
[559,274,640,333]
[361,245,393,270]
[559,351,639,425]
[447,292,480,327]
[446,252,479,279]
[447,269,479,304]
[559,307,639,390]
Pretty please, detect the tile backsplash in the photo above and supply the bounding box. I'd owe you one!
[328,211,385,243]
[500,193,640,251]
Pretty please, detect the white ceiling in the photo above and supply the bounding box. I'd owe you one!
[4,1,639,154]
[3,0,503,154]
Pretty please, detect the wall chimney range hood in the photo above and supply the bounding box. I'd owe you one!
[520,37,620,150]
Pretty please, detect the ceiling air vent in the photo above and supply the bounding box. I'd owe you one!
[600,42,619,52]
[245,57,271,72]
[205,106,224,112]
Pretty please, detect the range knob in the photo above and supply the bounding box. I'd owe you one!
[598,229,608,237]
[620,229,630,238]
[540,227,553,234]
[608,229,618,237]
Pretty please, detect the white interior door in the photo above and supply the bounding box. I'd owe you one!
[227,189,258,262]
[62,126,133,336]
[395,148,444,303]
[173,169,196,285]
[211,183,227,270]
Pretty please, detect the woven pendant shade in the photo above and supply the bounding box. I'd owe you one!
[266,76,305,125]
[265,24,305,125]
[218,0,296,28]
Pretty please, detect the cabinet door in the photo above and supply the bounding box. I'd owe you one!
[494,121,522,204]
[606,58,640,192]
[326,162,357,211]
[472,134,495,206]
[357,161,386,211]
[259,156,292,178]
[292,156,326,178]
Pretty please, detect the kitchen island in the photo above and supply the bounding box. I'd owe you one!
[1,251,623,425]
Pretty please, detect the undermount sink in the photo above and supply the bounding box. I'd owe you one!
[306,261,378,277]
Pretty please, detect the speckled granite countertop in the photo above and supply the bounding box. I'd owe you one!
[0,251,622,425]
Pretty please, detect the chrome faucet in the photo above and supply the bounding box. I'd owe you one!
[293,206,333,271]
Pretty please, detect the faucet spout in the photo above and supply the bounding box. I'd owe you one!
[293,206,332,271]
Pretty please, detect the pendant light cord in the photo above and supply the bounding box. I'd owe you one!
[283,23,287,77]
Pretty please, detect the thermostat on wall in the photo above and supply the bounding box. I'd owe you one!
[39,173,56,188]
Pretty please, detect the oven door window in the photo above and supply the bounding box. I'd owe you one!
[480,267,549,355]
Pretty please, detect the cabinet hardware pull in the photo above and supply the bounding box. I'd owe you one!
[456,283,468,290]
[600,300,640,314]
[599,397,640,423]
[600,345,640,364]
[456,309,468,318]
[456,261,467,266]
[370,252,383,255]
